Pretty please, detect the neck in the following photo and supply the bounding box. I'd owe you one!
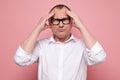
[54,34,71,43]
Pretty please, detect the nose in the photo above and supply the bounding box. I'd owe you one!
[59,21,64,28]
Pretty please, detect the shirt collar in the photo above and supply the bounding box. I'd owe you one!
[48,34,77,44]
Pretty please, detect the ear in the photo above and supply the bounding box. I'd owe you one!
[46,20,49,26]
[47,20,52,28]
[71,18,75,26]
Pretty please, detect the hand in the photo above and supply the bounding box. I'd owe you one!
[66,10,84,30]
[36,11,55,31]
[66,10,97,49]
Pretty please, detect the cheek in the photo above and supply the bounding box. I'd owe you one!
[65,25,72,31]
[51,26,57,32]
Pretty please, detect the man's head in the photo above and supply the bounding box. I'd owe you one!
[49,4,71,13]
[49,4,73,42]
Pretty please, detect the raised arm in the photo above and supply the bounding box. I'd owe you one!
[21,12,54,53]
[66,10,106,65]
[66,10,96,49]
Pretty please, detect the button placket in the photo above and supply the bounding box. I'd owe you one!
[58,44,64,80]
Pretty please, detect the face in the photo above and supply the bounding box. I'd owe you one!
[49,7,72,40]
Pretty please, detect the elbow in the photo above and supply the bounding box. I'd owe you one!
[14,61,26,67]
[88,52,106,66]
[97,52,106,63]
[14,55,29,66]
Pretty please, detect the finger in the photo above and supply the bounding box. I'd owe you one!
[46,11,55,20]
[43,12,55,26]
[40,16,47,23]
[66,10,79,20]
[66,10,74,18]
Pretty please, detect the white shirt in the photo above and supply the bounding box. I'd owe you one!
[14,35,106,80]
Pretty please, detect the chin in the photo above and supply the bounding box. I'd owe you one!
[57,33,69,39]
[54,31,71,39]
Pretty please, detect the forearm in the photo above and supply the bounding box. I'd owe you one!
[78,25,96,49]
[66,10,97,48]
[21,26,42,53]
[20,12,55,53]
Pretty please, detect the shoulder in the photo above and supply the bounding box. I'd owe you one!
[36,37,52,47]
[74,36,84,44]
[73,37,86,47]
[37,38,50,44]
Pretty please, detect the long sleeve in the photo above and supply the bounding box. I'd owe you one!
[84,41,106,65]
[14,42,41,66]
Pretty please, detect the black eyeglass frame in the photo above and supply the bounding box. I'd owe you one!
[50,16,72,25]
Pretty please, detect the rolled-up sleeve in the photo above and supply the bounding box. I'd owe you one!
[14,43,40,66]
[84,41,106,65]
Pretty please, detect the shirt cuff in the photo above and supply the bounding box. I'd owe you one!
[16,46,32,56]
[86,41,103,57]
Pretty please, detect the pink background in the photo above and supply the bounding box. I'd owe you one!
[0,0,120,80]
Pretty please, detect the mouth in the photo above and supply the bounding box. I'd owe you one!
[57,29,65,32]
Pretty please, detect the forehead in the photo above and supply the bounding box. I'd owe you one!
[53,7,68,18]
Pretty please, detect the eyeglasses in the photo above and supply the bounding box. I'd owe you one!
[50,16,71,25]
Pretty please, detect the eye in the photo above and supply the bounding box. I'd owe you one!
[62,18,70,24]
[52,19,59,25]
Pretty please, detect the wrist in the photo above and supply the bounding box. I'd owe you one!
[76,22,84,30]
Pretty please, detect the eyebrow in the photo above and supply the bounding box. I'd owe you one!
[53,15,71,19]
[53,17,70,20]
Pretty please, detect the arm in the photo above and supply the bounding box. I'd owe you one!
[14,12,55,66]
[66,10,106,65]
[66,10,96,49]
[21,13,54,53]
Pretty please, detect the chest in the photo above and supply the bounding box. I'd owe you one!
[41,43,84,65]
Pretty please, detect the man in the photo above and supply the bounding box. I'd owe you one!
[14,4,106,80]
